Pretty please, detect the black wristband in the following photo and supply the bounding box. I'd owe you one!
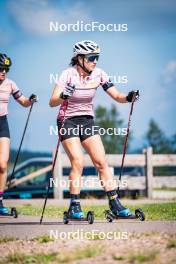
[126,90,139,102]
[126,95,130,102]
[126,91,134,102]
[59,92,68,100]
[29,94,37,102]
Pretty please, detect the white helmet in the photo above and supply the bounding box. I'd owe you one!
[73,40,100,56]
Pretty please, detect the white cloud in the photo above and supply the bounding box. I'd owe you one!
[7,0,91,35]
[162,60,176,85]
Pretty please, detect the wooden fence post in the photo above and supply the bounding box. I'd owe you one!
[145,147,153,198]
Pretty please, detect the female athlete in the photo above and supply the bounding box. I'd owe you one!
[0,53,37,214]
[49,40,139,219]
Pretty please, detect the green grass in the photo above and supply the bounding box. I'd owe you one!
[154,187,176,192]
[71,245,103,260]
[136,203,176,220]
[17,202,176,221]
[0,251,58,264]
[113,255,125,260]
[167,238,176,249]
[32,235,54,243]
[0,236,18,244]
[128,250,158,263]
[113,249,159,263]
[0,245,103,264]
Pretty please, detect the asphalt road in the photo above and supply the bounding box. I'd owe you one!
[0,199,175,239]
[0,215,176,239]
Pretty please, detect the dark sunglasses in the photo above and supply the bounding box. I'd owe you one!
[0,67,9,73]
[85,54,99,62]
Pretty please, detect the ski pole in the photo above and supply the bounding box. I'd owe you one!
[39,136,61,224]
[40,102,68,224]
[117,91,139,195]
[8,102,34,188]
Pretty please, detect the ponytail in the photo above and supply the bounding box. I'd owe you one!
[69,56,78,66]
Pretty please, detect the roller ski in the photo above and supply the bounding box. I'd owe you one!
[104,195,145,222]
[0,201,18,218]
[63,201,94,224]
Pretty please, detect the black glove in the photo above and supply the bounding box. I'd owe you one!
[59,84,75,100]
[126,90,139,102]
[29,94,38,103]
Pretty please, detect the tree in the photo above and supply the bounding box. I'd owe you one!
[145,119,172,153]
[170,133,176,153]
[95,104,131,153]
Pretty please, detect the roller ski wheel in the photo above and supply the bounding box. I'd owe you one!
[135,208,145,221]
[63,211,69,224]
[87,211,94,224]
[11,207,18,218]
[0,207,18,218]
[105,210,114,222]
[63,210,94,224]
[105,208,145,222]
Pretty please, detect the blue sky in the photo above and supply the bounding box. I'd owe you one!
[0,0,176,152]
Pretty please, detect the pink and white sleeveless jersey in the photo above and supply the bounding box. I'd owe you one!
[0,78,21,116]
[57,67,113,119]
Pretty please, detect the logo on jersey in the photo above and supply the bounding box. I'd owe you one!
[4,59,10,65]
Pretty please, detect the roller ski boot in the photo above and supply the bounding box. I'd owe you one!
[105,195,145,222]
[63,201,94,224]
[0,200,18,218]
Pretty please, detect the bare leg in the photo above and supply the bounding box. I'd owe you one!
[0,137,10,192]
[0,137,10,212]
[82,135,115,191]
[62,137,84,194]
[62,137,84,218]
[82,135,131,216]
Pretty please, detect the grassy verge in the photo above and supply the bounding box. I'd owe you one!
[16,202,176,220]
[32,235,54,243]
[113,250,159,263]
[154,187,176,192]
[0,236,19,244]
[167,238,176,249]
[0,245,103,264]
[0,234,176,263]
[127,250,159,263]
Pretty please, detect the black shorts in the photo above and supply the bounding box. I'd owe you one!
[57,115,99,142]
[0,115,10,138]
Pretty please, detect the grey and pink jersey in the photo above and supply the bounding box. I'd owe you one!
[57,67,113,119]
[0,78,22,116]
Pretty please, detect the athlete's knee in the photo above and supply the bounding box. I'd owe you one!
[94,158,108,172]
[71,157,84,173]
[0,160,7,174]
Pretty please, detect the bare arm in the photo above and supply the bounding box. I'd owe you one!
[16,95,32,107]
[49,84,64,107]
[106,86,128,103]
